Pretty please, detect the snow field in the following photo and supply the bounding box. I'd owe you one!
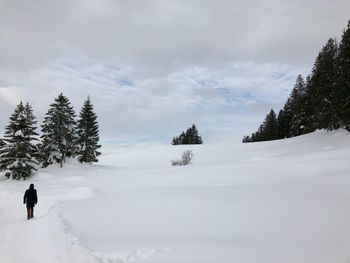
[1,129,350,262]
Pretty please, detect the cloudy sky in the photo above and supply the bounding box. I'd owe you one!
[0,0,349,144]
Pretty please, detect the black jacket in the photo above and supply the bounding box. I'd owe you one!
[23,188,38,207]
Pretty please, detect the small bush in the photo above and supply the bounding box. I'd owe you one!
[171,150,194,166]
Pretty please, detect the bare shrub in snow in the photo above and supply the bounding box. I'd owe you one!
[171,150,194,166]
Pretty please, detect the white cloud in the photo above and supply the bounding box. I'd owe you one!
[0,86,23,106]
[0,58,307,143]
[0,0,349,75]
[0,1,348,142]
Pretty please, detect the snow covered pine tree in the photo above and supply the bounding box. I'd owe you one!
[0,102,39,179]
[0,138,5,149]
[40,93,78,168]
[76,97,101,163]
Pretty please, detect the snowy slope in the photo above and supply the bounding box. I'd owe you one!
[1,129,350,263]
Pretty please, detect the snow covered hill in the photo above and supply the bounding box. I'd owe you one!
[1,129,350,263]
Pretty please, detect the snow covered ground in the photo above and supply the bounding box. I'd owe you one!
[1,129,350,263]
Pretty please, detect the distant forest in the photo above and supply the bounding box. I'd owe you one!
[243,21,350,143]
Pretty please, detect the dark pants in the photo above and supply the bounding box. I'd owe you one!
[26,206,34,219]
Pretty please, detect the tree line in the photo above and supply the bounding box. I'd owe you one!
[0,93,101,180]
[243,21,350,143]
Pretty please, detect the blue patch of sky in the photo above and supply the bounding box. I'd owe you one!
[59,60,135,89]
[116,79,133,87]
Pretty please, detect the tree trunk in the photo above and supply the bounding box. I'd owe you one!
[60,153,64,168]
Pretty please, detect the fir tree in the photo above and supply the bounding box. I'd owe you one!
[186,124,203,144]
[334,21,350,130]
[243,109,279,143]
[277,109,289,139]
[171,124,203,145]
[40,93,77,168]
[289,75,308,137]
[264,109,278,140]
[76,97,101,163]
[309,38,340,130]
[0,138,5,148]
[179,131,187,144]
[171,135,180,145]
[280,87,296,138]
[302,75,316,133]
[24,102,39,144]
[172,132,186,145]
[0,102,38,179]
[242,135,252,143]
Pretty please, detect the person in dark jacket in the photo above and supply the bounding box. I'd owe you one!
[23,184,38,220]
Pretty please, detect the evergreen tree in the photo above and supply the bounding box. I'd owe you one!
[263,109,278,140]
[0,102,24,174]
[171,124,203,145]
[76,97,101,163]
[289,75,308,137]
[186,124,203,144]
[334,21,350,130]
[24,102,39,144]
[171,136,179,145]
[308,38,340,130]
[302,75,316,133]
[280,88,295,138]
[245,109,278,142]
[0,138,5,148]
[0,102,38,179]
[40,93,77,168]
[179,132,186,143]
[277,109,289,139]
[242,135,252,143]
[0,139,5,171]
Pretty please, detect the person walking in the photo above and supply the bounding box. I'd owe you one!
[23,184,38,220]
